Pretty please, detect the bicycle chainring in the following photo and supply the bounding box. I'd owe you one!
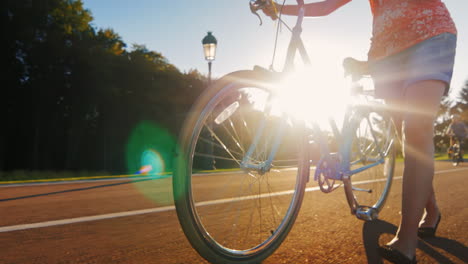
[314,156,341,193]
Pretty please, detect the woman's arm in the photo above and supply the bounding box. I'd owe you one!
[280,0,352,17]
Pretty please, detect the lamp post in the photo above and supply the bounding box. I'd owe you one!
[202,32,217,170]
[202,31,217,84]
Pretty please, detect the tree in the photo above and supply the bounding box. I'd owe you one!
[1,0,209,174]
[2,0,94,170]
[452,80,468,120]
[434,79,468,153]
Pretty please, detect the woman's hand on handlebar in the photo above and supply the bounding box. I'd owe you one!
[260,0,303,20]
[261,1,279,20]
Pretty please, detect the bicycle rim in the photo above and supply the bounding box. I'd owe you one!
[174,70,308,263]
[345,106,395,213]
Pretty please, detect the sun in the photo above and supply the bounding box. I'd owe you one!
[273,65,354,130]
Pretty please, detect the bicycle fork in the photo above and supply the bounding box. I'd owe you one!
[240,114,288,175]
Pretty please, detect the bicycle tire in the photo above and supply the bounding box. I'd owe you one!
[342,104,396,218]
[173,69,309,264]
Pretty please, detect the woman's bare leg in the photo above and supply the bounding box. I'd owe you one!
[385,80,445,259]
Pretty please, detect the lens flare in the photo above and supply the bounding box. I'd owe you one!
[137,165,153,175]
[126,121,175,174]
[139,149,165,175]
[126,121,176,206]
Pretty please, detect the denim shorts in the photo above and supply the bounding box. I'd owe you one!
[369,33,457,100]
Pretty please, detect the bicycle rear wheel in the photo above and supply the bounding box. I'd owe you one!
[173,70,308,264]
[343,104,396,220]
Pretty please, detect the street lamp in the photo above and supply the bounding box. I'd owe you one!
[202,32,217,170]
[202,31,217,83]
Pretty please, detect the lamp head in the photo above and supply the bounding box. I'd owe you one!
[202,31,217,61]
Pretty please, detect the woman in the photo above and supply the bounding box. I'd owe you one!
[264,0,457,263]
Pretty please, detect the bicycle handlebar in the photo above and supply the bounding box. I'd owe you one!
[249,0,305,25]
[249,0,270,25]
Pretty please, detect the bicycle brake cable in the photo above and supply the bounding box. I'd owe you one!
[269,0,292,71]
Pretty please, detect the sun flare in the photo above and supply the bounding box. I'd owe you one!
[272,66,354,130]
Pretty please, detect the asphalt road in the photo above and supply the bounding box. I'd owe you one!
[1,161,467,264]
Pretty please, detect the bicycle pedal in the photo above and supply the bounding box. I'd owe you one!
[355,206,378,221]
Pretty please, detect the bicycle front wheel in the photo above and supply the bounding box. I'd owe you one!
[173,70,308,264]
[343,104,396,219]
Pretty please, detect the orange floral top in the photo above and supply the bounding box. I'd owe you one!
[368,0,457,61]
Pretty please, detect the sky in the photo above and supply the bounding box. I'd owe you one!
[82,0,467,100]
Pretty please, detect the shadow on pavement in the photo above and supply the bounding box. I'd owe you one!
[0,178,160,202]
[421,237,468,263]
[362,219,468,264]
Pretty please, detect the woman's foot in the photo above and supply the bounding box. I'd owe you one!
[418,213,441,238]
[381,238,416,262]
[378,245,417,264]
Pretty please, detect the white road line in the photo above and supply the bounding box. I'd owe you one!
[0,167,466,233]
[0,206,175,233]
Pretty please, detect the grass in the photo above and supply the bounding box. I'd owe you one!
[393,152,466,162]
[1,152,466,184]
[0,170,107,181]
[0,170,146,185]
[434,152,467,161]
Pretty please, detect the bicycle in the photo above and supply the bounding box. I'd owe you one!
[447,135,464,166]
[173,1,397,263]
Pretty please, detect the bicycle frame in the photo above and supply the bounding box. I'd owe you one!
[242,5,342,174]
[241,2,393,206]
[241,5,311,172]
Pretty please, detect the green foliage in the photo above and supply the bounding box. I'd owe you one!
[1,0,207,174]
[434,79,468,152]
[452,80,468,120]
